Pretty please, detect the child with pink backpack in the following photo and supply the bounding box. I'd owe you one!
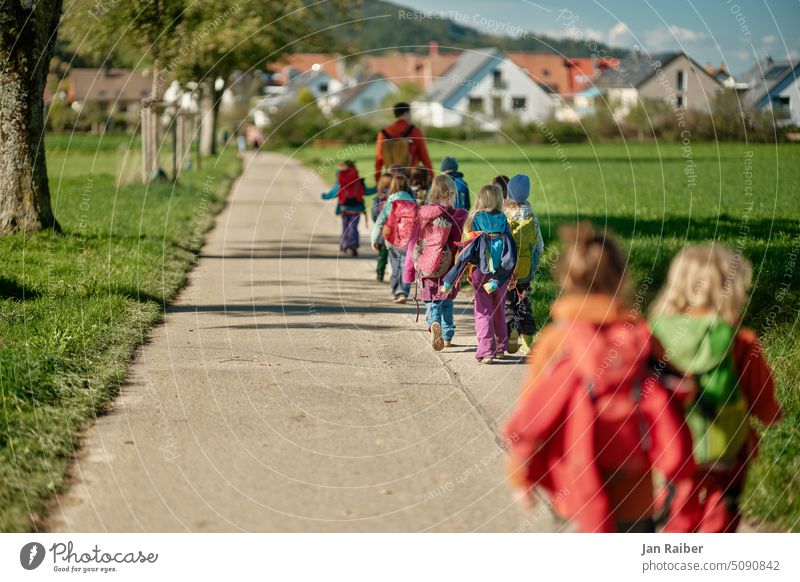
[371,173,416,303]
[403,175,468,350]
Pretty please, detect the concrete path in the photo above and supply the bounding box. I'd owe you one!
[48,152,558,532]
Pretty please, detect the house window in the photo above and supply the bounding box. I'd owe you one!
[319,82,329,93]
[512,96,527,110]
[468,97,483,113]
[676,95,685,108]
[493,69,503,89]
[542,68,550,77]
[775,96,791,118]
[677,70,686,91]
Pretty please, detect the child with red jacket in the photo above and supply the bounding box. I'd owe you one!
[649,245,782,532]
[504,222,696,532]
[321,160,376,257]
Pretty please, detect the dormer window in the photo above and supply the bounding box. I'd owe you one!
[493,69,502,89]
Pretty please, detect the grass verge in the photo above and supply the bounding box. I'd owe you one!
[0,134,241,532]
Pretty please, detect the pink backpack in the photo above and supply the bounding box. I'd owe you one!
[413,215,453,278]
[382,199,417,249]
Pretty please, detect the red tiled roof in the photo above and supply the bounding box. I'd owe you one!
[362,52,459,87]
[506,52,572,94]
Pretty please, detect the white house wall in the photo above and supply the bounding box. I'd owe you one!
[778,75,800,126]
[416,56,554,128]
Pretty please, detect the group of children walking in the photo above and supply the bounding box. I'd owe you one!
[323,157,782,534]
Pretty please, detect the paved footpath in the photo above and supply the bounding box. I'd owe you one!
[48,152,558,532]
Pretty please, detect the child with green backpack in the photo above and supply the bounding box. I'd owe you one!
[503,174,544,354]
[650,245,782,532]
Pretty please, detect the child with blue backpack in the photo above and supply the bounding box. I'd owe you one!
[443,184,516,363]
[440,156,470,210]
[403,175,468,350]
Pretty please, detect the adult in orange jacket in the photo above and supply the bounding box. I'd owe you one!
[375,102,433,181]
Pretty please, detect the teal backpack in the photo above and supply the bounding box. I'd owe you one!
[651,315,749,467]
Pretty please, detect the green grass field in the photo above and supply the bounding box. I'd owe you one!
[288,140,800,530]
[0,134,241,532]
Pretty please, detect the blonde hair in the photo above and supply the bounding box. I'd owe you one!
[650,244,752,326]
[465,184,503,231]
[427,174,456,206]
[555,221,628,297]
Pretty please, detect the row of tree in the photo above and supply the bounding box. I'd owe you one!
[0,0,350,235]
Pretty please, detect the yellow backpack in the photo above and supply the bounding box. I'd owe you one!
[380,125,414,169]
[510,216,536,281]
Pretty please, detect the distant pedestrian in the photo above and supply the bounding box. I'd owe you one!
[375,102,433,180]
[321,160,376,257]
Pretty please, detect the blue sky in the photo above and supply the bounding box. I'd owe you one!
[393,0,800,75]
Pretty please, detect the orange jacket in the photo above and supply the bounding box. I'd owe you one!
[374,118,433,181]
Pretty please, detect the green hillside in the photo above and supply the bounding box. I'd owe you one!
[349,0,629,57]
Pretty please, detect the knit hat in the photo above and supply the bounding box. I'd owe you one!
[507,174,530,203]
[440,156,458,173]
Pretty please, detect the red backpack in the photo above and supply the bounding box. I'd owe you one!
[337,166,364,206]
[504,321,695,532]
[382,199,417,249]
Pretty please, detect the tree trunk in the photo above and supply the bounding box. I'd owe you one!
[199,81,224,157]
[0,1,63,234]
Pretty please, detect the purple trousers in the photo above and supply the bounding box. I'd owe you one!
[471,270,509,359]
[340,212,360,251]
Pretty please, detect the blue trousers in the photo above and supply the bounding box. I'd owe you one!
[427,299,455,340]
[388,247,410,296]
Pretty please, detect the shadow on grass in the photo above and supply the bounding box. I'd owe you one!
[0,276,39,301]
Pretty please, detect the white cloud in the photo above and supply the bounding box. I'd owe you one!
[608,22,633,46]
[644,25,707,50]
[761,34,778,45]
[731,49,752,62]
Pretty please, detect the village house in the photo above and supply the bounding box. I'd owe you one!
[734,56,800,125]
[412,48,555,129]
[578,50,723,120]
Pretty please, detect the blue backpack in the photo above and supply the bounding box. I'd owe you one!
[449,173,470,210]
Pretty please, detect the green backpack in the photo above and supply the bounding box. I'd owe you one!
[651,315,749,466]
